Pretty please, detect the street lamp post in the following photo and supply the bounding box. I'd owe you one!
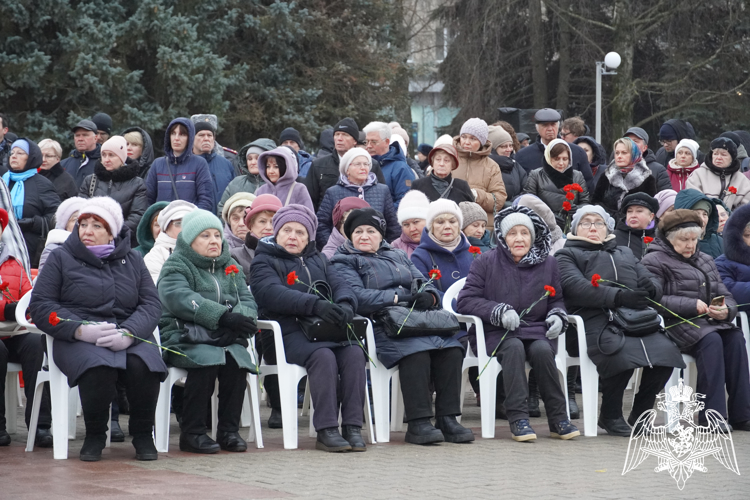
[595,52,621,144]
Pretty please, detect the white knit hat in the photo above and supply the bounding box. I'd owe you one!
[157,200,197,231]
[398,190,430,224]
[426,199,463,230]
[78,196,125,236]
[339,147,372,176]
[675,138,699,161]
[221,192,256,222]
[434,134,453,147]
[55,197,86,230]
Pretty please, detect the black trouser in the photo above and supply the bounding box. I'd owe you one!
[257,330,280,409]
[304,345,366,431]
[599,365,673,420]
[77,355,160,436]
[0,334,51,431]
[686,328,750,424]
[399,347,463,421]
[495,338,567,423]
[181,355,248,435]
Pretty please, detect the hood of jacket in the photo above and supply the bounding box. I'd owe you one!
[93,157,140,182]
[662,119,697,141]
[674,188,720,237]
[223,222,245,249]
[373,142,408,164]
[163,117,196,166]
[236,138,277,176]
[136,201,169,250]
[318,128,335,157]
[121,126,154,170]
[11,137,43,172]
[489,153,516,173]
[704,151,742,177]
[721,203,750,265]
[257,147,298,188]
[493,206,550,266]
[574,136,607,167]
[45,228,71,247]
[452,136,492,160]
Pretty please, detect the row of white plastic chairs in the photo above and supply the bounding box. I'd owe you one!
[7,279,750,458]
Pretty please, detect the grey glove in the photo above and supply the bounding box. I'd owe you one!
[501,308,520,331]
[546,315,563,339]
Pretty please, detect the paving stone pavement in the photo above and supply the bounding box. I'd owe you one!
[2,391,749,499]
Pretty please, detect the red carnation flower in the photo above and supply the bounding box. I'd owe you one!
[468,246,482,255]
[0,281,9,290]
[571,183,584,193]
[565,192,575,201]
[544,285,556,297]
[563,184,572,193]
[728,186,738,194]
[428,269,442,280]
[286,271,298,285]
[591,274,602,287]
[643,236,654,244]
[225,265,239,275]
[562,201,572,211]
[49,312,60,326]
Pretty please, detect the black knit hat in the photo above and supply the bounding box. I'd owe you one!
[621,192,659,214]
[343,208,387,241]
[710,136,738,161]
[91,112,112,134]
[194,120,216,134]
[334,117,359,142]
[279,127,305,150]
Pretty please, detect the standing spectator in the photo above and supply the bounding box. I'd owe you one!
[321,197,370,259]
[79,136,148,247]
[255,147,313,211]
[316,128,335,158]
[488,126,527,205]
[592,138,657,217]
[143,200,196,284]
[666,138,700,191]
[417,143,432,172]
[191,119,235,211]
[190,114,237,164]
[4,138,61,267]
[220,138,275,212]
[674,189,724,258]
[38,139,78,201]
[515,109,594,190]
[613,193,659,261]
[655,119,703,166]
[303,118,385,211]
[686,137,750,210]
[220,193,255,250]
[92,112,112,145]
[573,136,607,181]
[61,119,101,188]
[145,118,215,212]
[135,201,169,257]
[560,116,586,143]
[363,121,414,208]
[410,144,474,204]
[279,127,314,177]
[0,113,10,170]
[390,190,430,258]
[123,127,155,179]
[452,118,507,223]
[517,133,530,148]
[624,127,672,191]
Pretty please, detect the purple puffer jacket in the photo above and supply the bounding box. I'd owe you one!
[255,147,314,212]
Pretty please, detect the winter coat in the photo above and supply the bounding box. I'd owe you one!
[490,154,528,206]
[39,229,69,273]
[457,208,567,355]
[673,189,724,258]
[522,163,590,228]
[372,142,414,208]
[411,229,473,300]
[143,232,176,284]
[79,159,149,247]
[654,120,704,166]
[61,144,101,188]
[135,201,168,256]
[716,204,750,311]
[200,150,236,212]
[231,234,258,285]
[466,230,496,255]
[591,159,657,217]
[452,137,507,221]
[322,227,347,260]
[233,138,276,177]
[39,163,78,202]
[297,150,314,178]
[390,232,420,258]
[0,246,31,322]
[410,173,474,205]
[219,174,264,214]
[555,235,684,378]
[614,219,656,261]
[315,174,400,250]
[330,240,462,369]
[223,222,244,250]
[685,156,750,210]
[303,152,385,212]
[641,237,738,350]
[574,136,607,180]
[249,238,358,366]
[121,126,155,179]
[29,228,167,386]
[157,234,258,371]
[642,149,673,192]
[255,147,313,212]
[515,140,595,192]
[145,118,215,212]
[666,159,699,192]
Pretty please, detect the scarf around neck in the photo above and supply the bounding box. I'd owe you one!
[86,242,115,259]
[428,231,461,252]
[2,169,37,219]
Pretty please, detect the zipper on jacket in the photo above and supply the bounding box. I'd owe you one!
[191,300,199,310]
[720,172,726,201]
[209,260,221,303]
[639,338,653,369]
[299,256,313,285]
[608,254,618,281]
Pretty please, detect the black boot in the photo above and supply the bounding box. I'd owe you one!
[130,417,158,461]
[315,427,352,452]
[35,428,53,448]
[179,433,220,454]
[80,410,110,461]
[597,416,632,437]
[342,425,366,452]
[567,366,580,420]
[267,408,282,429]
[110,420,125,442]
[405,418,444,445]
[527,370,541,418]
[435,416,475,443]
[0,429,10,446]
[217,431,247,452]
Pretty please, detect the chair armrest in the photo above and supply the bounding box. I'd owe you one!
[257,320,287,367]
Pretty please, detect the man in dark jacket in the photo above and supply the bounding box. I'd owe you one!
[303,118,385,211]
[61,119,101,188]
[515,109,594,191]
[654,119,705,167]
[674,188,724,258]
[363,121,414,208]
[624,127,672,191]
[92,112,113,145]
[191,119,235,213]
[614,193,658,261]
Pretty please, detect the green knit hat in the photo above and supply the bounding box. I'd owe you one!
[180,209,224,245]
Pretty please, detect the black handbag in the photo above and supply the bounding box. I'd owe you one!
[297,316,368,343]
[372,305,460,339]
[597,306,661,356]
[180,322,223,346]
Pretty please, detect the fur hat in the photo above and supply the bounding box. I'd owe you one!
[459,201,487,229]
[426,199,463,230]
[571,205,615,234]
[339,147,372,176]
[244,194,283,227]
[78,196,125,236]
[710,136,738,161]
[487,125,512,149]
[158,200,197,232]
[397,190,429,224]
[180,209,223,245]
[460,118,489,145]
[101,135,128,165]
[417,143,432,156]
[221,193,256,223]
[54,197,86,230]
[273,204,317,241]
[654,189,678,219]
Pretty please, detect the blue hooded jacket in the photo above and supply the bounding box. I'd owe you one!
[200,149,235,212]
[716,204,750,310]
[372,142,414,209]
[145,118,215,212]
[673,188,724,258]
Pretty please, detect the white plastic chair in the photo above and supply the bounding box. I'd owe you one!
[567,315,599,437]
[366,322,402,442]
[5,362,22,434]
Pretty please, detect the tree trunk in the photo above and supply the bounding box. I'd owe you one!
[610,0,635,142]
[528,0,548,108]
[555,0,572,112]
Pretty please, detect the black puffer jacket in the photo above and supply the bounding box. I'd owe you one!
[490,153,527,206]
[522,162,590,228]
[410,173,474,205]
[79,159,149,247]
[556,235,684,378]
[38,163,78,201]
[613,219,656,262]
[641,237,737,350]
[121,126,155,179]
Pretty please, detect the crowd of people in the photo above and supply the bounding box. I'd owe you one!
[1,108,750,462]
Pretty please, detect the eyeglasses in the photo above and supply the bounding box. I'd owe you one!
[172,220,182,228]
[364,140,381,146]
[560,131,573,138]
[43,154,59,160]
[659,139,676,145]
[579,221,606,229]
[349,162,370,168]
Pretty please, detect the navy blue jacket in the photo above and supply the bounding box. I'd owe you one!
[716,204,750,311]
[297,150,314,177]
[372,142,413,208]
[331,241,462,369]
[61,144,101,188]
[29,227,167,386]
[200,150,235,212]
[145,118,216,212]
[249,237,357,366]
[515,140,594,192]
[410,229,473,300]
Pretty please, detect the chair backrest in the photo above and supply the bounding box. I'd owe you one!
[442,277,466,314]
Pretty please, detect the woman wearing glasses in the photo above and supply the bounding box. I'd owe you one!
[37,139,78,201]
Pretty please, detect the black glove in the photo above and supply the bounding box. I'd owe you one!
[3,303,17,322]
[313,300,346,325]
[16,218,33,230]
[396,293,414,304]
[637,275,656,297]
[218,311,257,333]
[615,289,650,309]
[339,303,355,324]
[411,292,436,310]
[212,327,241,347]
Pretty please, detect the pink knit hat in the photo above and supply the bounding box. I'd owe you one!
[244,194,283,227]
[101,136,128,165]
